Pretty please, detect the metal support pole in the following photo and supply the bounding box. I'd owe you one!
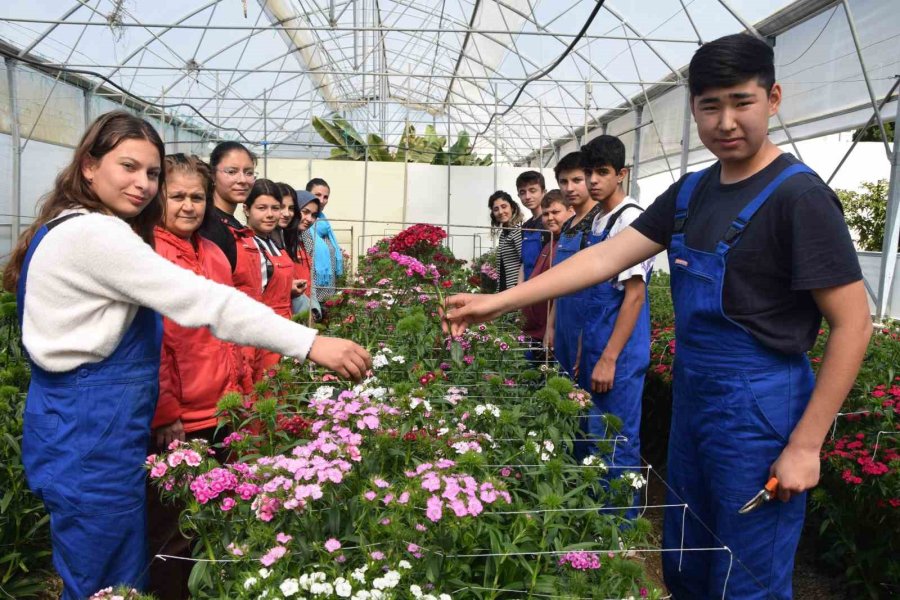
[841,0,892,162]
[680,84,692,176]
[492,93,499,189]
[583,81,591,143]
[631,105,644,200]
[827,76,900,186]
[362,136,369,248]
[446,107,452,233]
[538,101,544,169]
[262,93,268,178]
[6,58,22,242]
[83,88,92,130]
[875,97,900,319]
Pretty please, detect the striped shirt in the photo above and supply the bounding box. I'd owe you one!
[252,236,282,291]
[497,226,523,292]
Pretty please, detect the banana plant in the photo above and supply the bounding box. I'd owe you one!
[312,117,492,165]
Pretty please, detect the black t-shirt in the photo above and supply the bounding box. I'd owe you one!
[631,153,862,355]
[198,206,244,272]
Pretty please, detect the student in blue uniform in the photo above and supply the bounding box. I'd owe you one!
[577,136,653,498]
[516,170,547,283]
[446,34,871,599]
[3,111,371,599]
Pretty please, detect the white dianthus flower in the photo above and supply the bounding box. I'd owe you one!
[372,354,389,369]
[624,472,647,489]
[409,584,423,598]
[259,568,273,579]
[244,577,258,590]
[398,560,412,570]
[334,577,352,598]
[280,579,300,597]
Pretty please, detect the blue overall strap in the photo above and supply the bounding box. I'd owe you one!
[673,167,713,233]
[16,227,49,329]
[716,163,814,255]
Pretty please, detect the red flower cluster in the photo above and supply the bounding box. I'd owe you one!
[822,431,898,490]
[276,414,313,437]
[388,224,447,256]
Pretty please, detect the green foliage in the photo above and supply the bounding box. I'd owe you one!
[312,117,493,165]
[0,300,52,598]
[836,179,894,252]
[854,120,895,143]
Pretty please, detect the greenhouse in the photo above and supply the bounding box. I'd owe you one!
[0,1,898,599]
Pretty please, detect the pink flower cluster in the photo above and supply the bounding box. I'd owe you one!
[404,461,511,522]
[309,389,399,435]
[480,262,499,281]
[389,251,440,282]
[558,551,602,571]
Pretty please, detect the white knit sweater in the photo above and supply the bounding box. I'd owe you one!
[22,211,318,373]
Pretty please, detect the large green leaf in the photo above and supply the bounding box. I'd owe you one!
[366,133,395,161]
[333,116,367,149]
[311,116,345,148]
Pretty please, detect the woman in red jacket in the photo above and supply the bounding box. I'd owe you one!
[148,153,252,599]
[243,179,297,377]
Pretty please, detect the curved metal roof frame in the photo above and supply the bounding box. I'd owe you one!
[1,0,833,161]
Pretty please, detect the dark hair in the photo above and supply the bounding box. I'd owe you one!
[245,178,281,209]
[488,191,523,229]
[554,152,583,181]
[208,141,256,199]
[541,189,570,209]
[515,170,545,192]
[4,110,165,292]
[688,33,775,97]
[163,153,215,231]
[580,135,626,173]
[275,182,300,261]
[305,177,330,192]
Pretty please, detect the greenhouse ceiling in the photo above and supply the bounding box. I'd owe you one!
[0,0,894,165]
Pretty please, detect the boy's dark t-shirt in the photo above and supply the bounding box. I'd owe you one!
[631,153,862,355]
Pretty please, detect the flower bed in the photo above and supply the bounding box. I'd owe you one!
[145,229,663,599]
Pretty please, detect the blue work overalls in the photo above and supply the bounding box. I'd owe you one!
[662,163,815,600]
[552,225,593,381]
[18,217,162,599]
[521,226,544,281]
[577,205,650,489]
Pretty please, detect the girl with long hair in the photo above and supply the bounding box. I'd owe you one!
[488,190,524,291]
[4,111,370,598]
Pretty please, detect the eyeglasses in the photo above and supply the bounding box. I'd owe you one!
[218,168,258,179]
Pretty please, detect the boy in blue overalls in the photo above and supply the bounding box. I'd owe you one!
[579,136,654,495]
[516,170,547,284]
[446,33,871,599]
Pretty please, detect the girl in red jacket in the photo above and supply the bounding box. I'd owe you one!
[243,179,297,377]
[147,153,251,599]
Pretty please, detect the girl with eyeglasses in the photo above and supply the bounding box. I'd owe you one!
[3,112,371,599]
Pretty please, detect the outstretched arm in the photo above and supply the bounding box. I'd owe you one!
[445,227,663,335]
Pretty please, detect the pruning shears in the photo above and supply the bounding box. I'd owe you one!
[738,477,778,515]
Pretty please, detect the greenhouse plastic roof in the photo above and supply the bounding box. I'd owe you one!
[0,0,894,164]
